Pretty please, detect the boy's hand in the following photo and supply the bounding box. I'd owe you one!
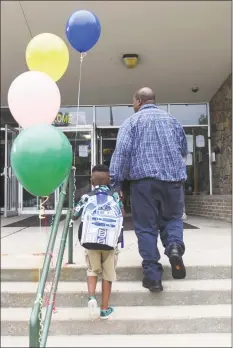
[121,206,126,217]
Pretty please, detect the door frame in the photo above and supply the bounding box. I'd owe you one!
[3,125,18,217]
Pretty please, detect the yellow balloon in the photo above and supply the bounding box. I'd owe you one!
[26,33,69,82]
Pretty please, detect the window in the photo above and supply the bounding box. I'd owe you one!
[95,106,111,126]
[170,104,208,126]
[95,106,134,126]
[157,104,168,112]
[54,106,93,126]
[111,106,134,126]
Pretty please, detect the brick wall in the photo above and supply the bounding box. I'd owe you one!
[185,195,232,222]
[210,73,232,194]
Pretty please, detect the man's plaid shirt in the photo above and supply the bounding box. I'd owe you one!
[110,104,188,186]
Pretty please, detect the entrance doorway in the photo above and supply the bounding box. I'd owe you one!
[1,126,18,217]
[97,128,118,165]
[97,126,210,196]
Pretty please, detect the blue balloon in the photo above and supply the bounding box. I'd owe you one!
[66,10,101,53]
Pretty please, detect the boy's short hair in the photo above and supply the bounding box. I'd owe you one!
[92,164,109,173]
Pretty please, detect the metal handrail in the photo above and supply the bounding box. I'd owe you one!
[29,167,75,347]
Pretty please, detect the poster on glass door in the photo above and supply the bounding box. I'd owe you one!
[79,145,89,157]
[186,153,193,166]
[186,134,193,153]
[196,135,205,148]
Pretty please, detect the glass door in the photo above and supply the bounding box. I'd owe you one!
[55,127,94,213]
[0,128,5,213]
[97,128,118,166]
[184,126,209,194]
[99,138,117,166]
[3,125,18,217]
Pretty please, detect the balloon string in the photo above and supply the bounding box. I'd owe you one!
[19,1,33,38]
[39,197,49,220]
[73,52,87,166]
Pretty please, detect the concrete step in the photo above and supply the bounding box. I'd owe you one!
[1,305,231,336]
[1,333,231,347]
[1,264,231,282]
[1,279,231,307]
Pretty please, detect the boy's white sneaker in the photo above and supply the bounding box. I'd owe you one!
[182,212,188,221]
[88,296,98,319]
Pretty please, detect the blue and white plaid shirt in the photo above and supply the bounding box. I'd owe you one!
[110,104,188,186]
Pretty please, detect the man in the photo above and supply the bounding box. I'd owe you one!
[110,87,188,292]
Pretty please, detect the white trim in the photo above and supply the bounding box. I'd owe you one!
[183,125,208,128]
[92,106,96,167]
[100,136,103,164]
[101,138,117,141]
[0,102,208,108]
[207,103,213,195]
[56,125,93,132]
[96,124,208,130]
[4,126,18,217]
[96,126,121,129]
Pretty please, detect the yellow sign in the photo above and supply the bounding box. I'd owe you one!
[54,112,71,124]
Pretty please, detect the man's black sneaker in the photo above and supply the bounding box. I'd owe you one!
[142,278,163,292]
[169,245,186,279]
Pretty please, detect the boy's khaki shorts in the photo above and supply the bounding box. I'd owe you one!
[85,249,119,282]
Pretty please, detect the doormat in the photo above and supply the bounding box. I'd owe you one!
[3,215,66,228]
[123,217,198,230]
[3,215,199,230]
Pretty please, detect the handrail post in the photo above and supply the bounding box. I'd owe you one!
[29,302,41,348]
[68,167,75,264]
[29,173,70,348]
[40,209,72,347]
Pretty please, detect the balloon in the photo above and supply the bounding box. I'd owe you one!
[11,124,72,197]
[26,33,69,82]
[8,71,61,128]
[66,10,101,53]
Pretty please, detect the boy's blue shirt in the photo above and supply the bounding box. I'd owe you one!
[73,185,123,219]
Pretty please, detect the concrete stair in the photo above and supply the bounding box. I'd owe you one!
[1,279,232,307]
[1,266,232,347]
[2,334,231,347]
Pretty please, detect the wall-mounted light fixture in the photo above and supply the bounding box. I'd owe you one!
[122,54,139,69]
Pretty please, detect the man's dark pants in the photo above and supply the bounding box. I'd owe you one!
[130,178,185,281]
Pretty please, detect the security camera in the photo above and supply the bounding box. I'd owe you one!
[192,86,199,93]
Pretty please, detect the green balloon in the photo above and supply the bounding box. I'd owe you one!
[11,124,72,196]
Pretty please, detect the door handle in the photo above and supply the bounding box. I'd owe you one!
[1,168,6,176]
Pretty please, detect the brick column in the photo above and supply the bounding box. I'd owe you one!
[209,74,232,194]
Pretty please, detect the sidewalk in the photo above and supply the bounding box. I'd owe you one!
[1,216,231,270]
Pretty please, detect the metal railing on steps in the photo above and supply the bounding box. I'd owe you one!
[29,167,75,347]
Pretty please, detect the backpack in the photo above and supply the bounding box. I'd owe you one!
[79,189,123,250]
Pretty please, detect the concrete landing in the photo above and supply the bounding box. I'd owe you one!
[1,216,231,269]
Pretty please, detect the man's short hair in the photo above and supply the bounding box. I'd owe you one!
[92,164,109,173]
[134,87,155,103]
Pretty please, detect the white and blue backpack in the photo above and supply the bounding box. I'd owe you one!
[78,189,123,250]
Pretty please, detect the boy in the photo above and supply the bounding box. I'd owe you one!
[71,164,124,320]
